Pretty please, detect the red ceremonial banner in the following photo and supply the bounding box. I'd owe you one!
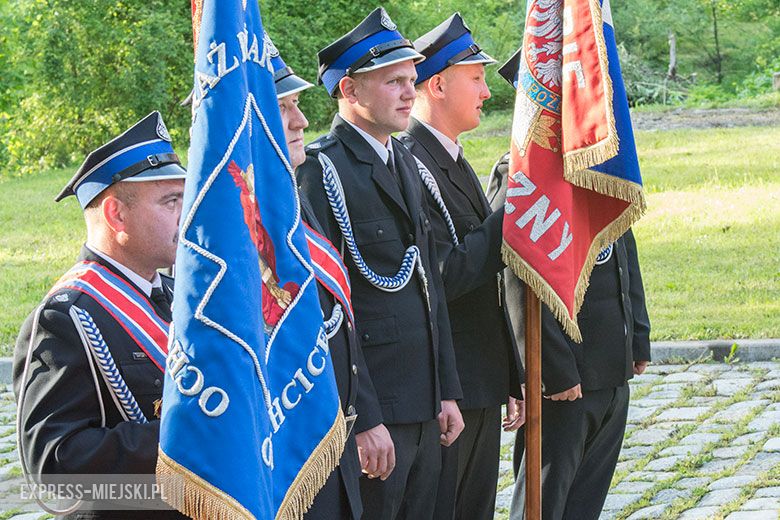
[502,0,645,341]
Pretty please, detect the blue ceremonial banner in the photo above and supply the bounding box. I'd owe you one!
[588,2,643,188]
[156,1,346,518]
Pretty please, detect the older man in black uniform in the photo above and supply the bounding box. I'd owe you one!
[296,8,465,519]
[269,38,372,520]
[14,112,187,518]
[397,13,524,520]
[486,51,652,520]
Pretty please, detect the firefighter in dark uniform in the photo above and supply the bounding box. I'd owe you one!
[485,51,652,520]
[269,37,371,520]
[397,13,524,520]
[13,112,188,519]
[295,8,466,519]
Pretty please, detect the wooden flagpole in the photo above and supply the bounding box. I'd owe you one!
[525,285,542,519]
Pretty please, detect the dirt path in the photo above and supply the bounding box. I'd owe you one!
[632,107,780,131]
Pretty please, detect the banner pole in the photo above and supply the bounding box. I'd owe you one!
[525,285,542,520]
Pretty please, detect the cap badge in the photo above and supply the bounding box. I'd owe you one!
[595,243,613,265]
[264,32,280,58]
[156,120,171,142]
[380,9,397,31]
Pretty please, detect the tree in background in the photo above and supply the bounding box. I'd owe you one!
[0,0,776,177]
[0,0,191,176]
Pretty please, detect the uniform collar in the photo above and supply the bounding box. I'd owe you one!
[342,117,394,165]
[85,244,162,297]
[418,119,462,161]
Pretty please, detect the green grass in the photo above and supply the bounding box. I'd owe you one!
[1,119,778,354]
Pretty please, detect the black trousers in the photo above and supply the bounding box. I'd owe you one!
[511,385,630,520]
[433,406,502,520]
[359,420,441,520]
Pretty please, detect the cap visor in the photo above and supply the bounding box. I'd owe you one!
[122,162,187,182]
[276,75,314,99]
[453,51,497,66]
[356,47,426,74]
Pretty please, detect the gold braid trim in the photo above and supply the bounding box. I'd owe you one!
[565,168,647,210]
[571,202,644,334]
[502,241,583,343]
[156,449,255,520]
[501,198,643,343]
[276,408,347,520]
[562,0,619,178]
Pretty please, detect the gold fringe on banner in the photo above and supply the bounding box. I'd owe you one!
[502,200,644,344]
[502,242,583,343]
[276,408,347,520]
[570,202,645,330]
[566,169,647,210]
[562,0,619,179]
[157,450,254,520]
[156,409,346,520]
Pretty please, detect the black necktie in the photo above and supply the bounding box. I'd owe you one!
[386,154,397,178]
[150,287,172,322]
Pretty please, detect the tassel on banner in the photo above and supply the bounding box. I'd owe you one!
[157,451,254,520]
[157,410,346,520]
[502,243,583,343]
[276,410,347,520]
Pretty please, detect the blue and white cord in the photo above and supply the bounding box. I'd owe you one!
[323,303,344,339]
[72,307,148,424]
[412,156,459,247]
[319,152,428,296]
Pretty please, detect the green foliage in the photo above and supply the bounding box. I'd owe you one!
[0,0,777,174]
[260,0,525,128]
[0,0,193,177]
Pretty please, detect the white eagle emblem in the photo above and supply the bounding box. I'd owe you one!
[380,9,397,31]
[156,120,171,142]
[264,31,280,58]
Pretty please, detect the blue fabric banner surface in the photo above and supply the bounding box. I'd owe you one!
[157,1,345,518]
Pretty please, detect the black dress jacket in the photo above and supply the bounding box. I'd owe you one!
[13,246,185,519]
[296,115,462,428]
[300,194,370,519]
[486,154,652,394]
[399,119,522,409]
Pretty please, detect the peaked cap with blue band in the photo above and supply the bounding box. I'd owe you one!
[317,7,425,97]
[497,48,522,89]
[55,111,186,209]
[413,12,496,85]
[267,31,314,99]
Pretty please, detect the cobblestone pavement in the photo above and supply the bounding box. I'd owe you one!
[1,360,779,519]
[494,361,780,520]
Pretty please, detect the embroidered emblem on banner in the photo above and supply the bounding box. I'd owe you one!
[51,261,170,371]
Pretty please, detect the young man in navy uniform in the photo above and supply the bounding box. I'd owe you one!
[295,8,465,519]
[14,112,187,519]
[398,14,524,520]
[269,37,372,520]
[486,51,652,520]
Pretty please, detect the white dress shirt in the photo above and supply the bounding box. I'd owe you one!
[86,245,162,297]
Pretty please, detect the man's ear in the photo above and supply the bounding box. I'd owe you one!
[101,195,127,234]
[426,74,446,100]
[339,76,359,103]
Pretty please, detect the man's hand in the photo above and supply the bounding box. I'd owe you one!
[502,396,525,431]
[546,383,582,401]
[633,360,649,375]
[356,424,395,480]
[438,399,465,447]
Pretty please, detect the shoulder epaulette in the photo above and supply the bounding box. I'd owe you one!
[305,134,337,154]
